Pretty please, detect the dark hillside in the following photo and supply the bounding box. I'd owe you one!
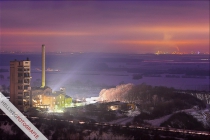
[160,112,206,131]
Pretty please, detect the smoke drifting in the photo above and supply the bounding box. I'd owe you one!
[98,83,135,102]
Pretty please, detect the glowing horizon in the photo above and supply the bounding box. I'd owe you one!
[0,1,209,53]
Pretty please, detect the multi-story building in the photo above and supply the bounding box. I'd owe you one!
[10,58,31,112]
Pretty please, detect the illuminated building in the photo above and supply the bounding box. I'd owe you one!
[31,86,52,108]
[31,87,72,111]
[42,91,72,111]
[10,58,31,112]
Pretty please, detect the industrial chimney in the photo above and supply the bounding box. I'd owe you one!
[41,44,45,88]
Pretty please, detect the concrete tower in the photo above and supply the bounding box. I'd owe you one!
[10,58,31,111]
[41,44,45,88]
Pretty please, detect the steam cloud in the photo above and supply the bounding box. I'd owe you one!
[98,83,135,102]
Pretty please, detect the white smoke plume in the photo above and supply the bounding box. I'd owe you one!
[98,83,135,102]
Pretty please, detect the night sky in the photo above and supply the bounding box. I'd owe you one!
[0,1,209,53]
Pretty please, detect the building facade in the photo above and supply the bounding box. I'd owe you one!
[41,91,72,111]
[10,58,31,112]
[31,87,72,111]
[31,86,52,108]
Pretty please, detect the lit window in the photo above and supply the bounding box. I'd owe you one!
[54,102,55,104]
[54,97,55,99]
[60,96,61,99]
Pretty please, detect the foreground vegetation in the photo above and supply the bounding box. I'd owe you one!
[0,114,209,140]
[160,112,206,131]
[100,84,206,119]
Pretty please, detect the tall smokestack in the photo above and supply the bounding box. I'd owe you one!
[41,44,45,88]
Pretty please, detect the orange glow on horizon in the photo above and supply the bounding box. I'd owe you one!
[128,25,209,33]
[114,39,209,46]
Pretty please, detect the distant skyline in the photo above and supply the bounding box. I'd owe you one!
[0,1,209,54]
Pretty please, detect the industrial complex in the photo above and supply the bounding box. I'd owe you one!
[9,45,72,112]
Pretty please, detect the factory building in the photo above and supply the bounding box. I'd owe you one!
[31,87,72,111]
[41,90,72,111]
[10,58,31,112]
[31,86,52,107]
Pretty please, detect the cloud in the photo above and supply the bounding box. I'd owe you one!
[99,83,135,102]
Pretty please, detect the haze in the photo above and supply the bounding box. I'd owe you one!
[0,1,209,53]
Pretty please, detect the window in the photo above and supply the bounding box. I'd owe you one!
[57,102,59,104]
[18,92,22,94]
[18,101,22,105]
[18,96,22,99]
[18,86,22,90]
[24,79,29,84]
[60,96,61,99]
[24,85,29,90]
[54,97,55,99]
[24,73,30,77]
[24,92,29,96]
[18,73,23,77]
[54,102,55,104]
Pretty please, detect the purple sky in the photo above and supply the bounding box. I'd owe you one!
[0,1,209,53]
